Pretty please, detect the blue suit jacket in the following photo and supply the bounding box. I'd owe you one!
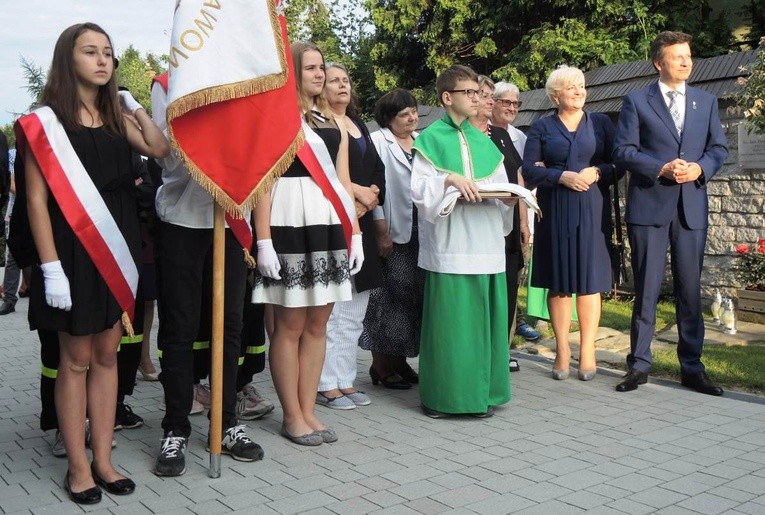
[613,82,728,229]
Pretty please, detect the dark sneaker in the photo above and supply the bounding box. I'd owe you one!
[210,425,264,462]
[0,302,15,315]
[154,432,188,477]
[115,403,144,430]
[516,323,541,342]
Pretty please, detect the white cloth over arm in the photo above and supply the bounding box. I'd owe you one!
[410,133,513,275]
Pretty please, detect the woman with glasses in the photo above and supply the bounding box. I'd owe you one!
[522,66,622,382]
[469,76,529,373]
[492,82,542,349]
[360,89,424,390]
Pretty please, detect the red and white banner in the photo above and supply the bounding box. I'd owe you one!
[154,73,255,260]
[166,0,303,215]
[15,107,139,325]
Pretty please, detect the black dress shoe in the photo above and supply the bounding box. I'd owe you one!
[370,366,412,389]
[91,464,136,495]
[680,371,724,396]
[0,302,15,315]
[615,369,648,392]
[421,404,449,418]
[64,471,102,505]
[393,361,419,384]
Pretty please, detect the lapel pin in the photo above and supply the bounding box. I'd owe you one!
[692,101,697,110]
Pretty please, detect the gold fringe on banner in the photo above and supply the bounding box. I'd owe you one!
[164,0,299,218]
[122,311,135,339]
[166,0,289,123]
[166,72,287,124]
[165,126,305,219]
[239,130,305,213]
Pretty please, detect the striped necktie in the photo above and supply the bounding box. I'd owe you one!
[667,90,683,136]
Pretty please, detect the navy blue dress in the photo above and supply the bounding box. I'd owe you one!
[522,112,620,294]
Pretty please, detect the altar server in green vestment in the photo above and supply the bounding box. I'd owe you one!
[411,65,515,418]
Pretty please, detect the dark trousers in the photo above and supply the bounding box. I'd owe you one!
[117,280,145,401]
[236,283,266,391]
[627,207,707,374]
[505,247,522,335]
[155,222,246,437]
[39,329,60,431]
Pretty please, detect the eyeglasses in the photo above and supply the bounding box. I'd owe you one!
[495,99,522,108]
[478,92,493,100]
[448,89,480,99]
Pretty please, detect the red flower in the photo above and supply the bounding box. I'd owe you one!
[736,244,749,254]
[759,238,765,246]
[758,245,765,254]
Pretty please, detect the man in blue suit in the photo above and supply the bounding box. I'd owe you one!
[613,31,728,395]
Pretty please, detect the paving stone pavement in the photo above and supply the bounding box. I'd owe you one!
[1,295,765,514]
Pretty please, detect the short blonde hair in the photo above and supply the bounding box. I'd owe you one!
[477,75,495,91]
[545,65,585,103]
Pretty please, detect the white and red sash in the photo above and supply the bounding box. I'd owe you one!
[298,121,355,249]
[15,107,139,328]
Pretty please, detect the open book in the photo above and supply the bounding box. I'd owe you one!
[438,182,542,218]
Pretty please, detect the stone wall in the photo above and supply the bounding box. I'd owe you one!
[703,115,765,300]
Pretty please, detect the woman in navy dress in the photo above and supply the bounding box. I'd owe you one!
[522,66,622,382]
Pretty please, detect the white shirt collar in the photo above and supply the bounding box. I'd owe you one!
[658,80,686,97]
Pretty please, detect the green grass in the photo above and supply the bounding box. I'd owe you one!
[651,345,765,394]
[516,286,676,334]
[516,287,765,393]
[600,296,677,332]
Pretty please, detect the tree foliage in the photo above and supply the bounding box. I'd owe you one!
[115,46,167,117]
[285,0,380,117]
[736,36,765,135]
[365,0,738,99]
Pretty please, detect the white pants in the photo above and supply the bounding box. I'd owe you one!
[319,288,370,391]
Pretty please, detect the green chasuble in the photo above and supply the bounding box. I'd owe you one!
[419,273,511,414]
[413,113,511,414]
[413,115,503,179]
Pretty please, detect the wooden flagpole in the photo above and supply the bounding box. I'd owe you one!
[209,203,225,478]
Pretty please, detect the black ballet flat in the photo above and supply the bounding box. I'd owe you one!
[64,471,101,505]
[91,464,135,495]
[369,366,411,390]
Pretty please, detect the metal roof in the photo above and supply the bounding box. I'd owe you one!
[514,49,757,128]
[363,49,756,132]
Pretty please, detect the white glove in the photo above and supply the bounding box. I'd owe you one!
[349,233,364,276]
[40,260,72,311]
[119,90,144,115]
[256,239,282,280]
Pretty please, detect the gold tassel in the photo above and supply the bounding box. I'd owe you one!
[243,248,257,268]
[121,311,135,339]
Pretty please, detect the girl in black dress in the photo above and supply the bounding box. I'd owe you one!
[22,23,168,504]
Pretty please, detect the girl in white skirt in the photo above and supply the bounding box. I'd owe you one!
[253,41,362,445]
